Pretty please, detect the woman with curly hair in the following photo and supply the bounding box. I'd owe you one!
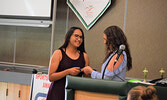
[82,25,132,81]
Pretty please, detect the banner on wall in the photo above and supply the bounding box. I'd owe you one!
[30,74,51,100]
[67,0,111,30]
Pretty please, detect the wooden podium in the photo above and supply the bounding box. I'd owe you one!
[65,75,167,100]
[65,75,127,100]
[75,90,118,100]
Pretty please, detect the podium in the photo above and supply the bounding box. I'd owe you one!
[65,75,167,100]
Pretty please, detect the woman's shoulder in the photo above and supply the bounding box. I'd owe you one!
[54,49,62,54]
[83,52,89,57]
[52,49,62,58]
[50,49,63,61]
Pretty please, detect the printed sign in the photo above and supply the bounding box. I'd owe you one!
[30,74,51,100]
[67,0,111,30]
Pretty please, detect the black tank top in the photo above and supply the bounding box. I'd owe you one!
[57,48,85,73]
[46,48,85,100]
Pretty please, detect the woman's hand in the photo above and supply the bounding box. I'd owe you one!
[81,66,93,75]
[67,67,81,76]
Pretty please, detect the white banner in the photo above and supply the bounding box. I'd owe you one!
[30,74,51,100]
[67,0,111,30]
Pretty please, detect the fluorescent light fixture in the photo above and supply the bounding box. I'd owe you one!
[0,18,52,27]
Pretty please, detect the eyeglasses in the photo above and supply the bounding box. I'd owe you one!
[73,34,83,39]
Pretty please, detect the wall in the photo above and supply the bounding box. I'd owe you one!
[67,0,167,80]
[125,0,167,79]
[0,0,167,80]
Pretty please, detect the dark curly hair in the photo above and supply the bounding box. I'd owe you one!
[103,25,132,71]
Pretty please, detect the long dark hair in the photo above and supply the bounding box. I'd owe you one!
[59,27,86,52]
[103,26,132,71]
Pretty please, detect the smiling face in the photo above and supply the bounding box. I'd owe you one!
[69,29,83,48]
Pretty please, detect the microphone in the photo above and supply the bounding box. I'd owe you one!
[113,44,125,66]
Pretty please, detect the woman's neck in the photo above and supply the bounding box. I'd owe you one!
[66,45,78,53]
[65,45,80,59]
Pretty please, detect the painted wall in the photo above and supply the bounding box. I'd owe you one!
[68,0,167,80]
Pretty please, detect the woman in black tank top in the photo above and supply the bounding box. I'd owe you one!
[46,27,89,100]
